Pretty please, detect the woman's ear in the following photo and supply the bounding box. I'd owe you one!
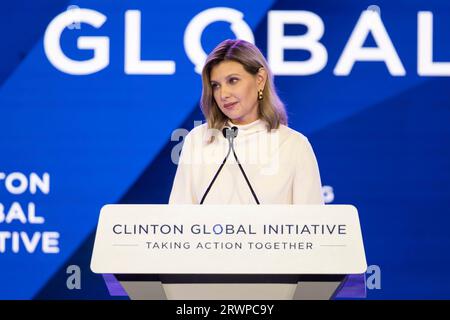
[257,67,267,90]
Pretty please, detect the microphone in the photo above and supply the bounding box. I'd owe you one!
[200,126,260,204]
[222,126,238,140]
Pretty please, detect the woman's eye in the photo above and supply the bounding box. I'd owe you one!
[229,78,239,84]
[211,83,219,89]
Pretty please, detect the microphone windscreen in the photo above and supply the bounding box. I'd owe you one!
[231,126,239,138]
[222,127,230,139]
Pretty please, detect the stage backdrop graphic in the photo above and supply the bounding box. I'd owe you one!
[1,0,449,299]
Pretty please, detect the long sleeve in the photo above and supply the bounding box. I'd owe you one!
[168,131,197,204]
[292,136,324,204]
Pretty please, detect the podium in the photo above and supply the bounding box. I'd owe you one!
[91,205,367,300]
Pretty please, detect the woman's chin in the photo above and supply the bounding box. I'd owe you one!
[225,112,242,121]
[227,115,243,123]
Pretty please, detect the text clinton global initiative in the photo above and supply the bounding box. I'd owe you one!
[112,223,347,235]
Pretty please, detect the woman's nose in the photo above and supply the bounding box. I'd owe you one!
[220,86,231,100]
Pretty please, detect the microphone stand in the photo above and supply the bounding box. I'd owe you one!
[200,126,260,205]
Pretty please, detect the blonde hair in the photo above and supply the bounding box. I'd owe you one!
[200,39,287,142]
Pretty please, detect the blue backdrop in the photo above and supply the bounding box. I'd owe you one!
[1,0,449,299]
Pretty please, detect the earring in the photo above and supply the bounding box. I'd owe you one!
[258,89,263,100]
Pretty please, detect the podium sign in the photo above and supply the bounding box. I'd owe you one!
[91,205,367,275]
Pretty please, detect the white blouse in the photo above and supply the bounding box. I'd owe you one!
[169,119,324,205]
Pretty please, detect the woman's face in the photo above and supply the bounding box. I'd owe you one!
[210,60,266,125]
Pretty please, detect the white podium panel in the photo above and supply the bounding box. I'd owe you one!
[91,204,367,300]
[91,204,366,274]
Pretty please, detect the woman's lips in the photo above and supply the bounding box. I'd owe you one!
[224,102,238,109]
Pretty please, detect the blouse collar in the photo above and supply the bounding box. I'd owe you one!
[225,118,267,136]
[202,118,269,143]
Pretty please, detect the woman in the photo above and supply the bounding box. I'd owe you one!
[169,39,323,205]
